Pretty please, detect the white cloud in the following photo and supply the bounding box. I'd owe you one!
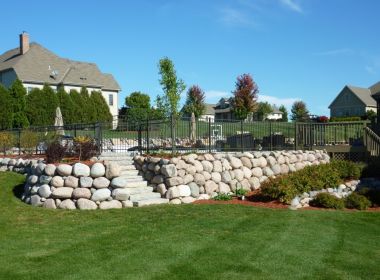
[258,94,299,107]
[219,7,256,27]
[314,48,354,56]
[205,90,230,103]
[279,0,303,13]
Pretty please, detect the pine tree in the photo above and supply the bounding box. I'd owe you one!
[279,105,288,122]
[69,89,86,123]
[231,74,258,120]
[25,88,44,126]
[9,79,29,128]
[80,87,95,123]
[90,91,112,123]
[0,85,13,129]
[183,85,206,118]
[291,101,309,122]
[57,87,75,124]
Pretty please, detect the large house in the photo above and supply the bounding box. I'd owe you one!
[329,82,380,118]
[214,97,283,121]
[0,33,121,117]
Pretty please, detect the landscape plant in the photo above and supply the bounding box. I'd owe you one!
[57,87,76,124]
[345,193,371,210]
[0,132,15,155]
[19,130,39,154]
[90,90,113,123]
[213,193,233,201]
[9,79,29,128]
[45,139,67,163]
[290,101,309,122]
[0,85,13,130]
[73,135,98,160]
[310,193,345,209]
[183,85,206,118]
[231,73,258,120]
[279,105,288,122]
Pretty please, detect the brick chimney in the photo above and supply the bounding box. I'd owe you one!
[19,32,30,55]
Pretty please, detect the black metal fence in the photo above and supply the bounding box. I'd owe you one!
[0,118,370,156]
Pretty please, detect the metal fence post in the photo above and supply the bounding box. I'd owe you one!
[269,122,273,151]
[95,122,102,155]
[138,122,142,154]
[208,118,211,153]
[74,124,77,138]
[18,129,21,155]
[310,123,313,150]
[171,114,175,155]
[294,122,297,150]
[240,120,243,152]
[146,118,150,155]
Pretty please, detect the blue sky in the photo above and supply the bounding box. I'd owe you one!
[1,0,379,116]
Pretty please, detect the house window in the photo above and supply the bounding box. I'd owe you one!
[27,87,34,93]
[108,94,114,106]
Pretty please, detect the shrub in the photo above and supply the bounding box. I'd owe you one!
[310,193,345,209]
[330,116,362,122]
[46,140,67,163]
[357,187,380,207]
[345,193,371,210]
[330,160,361,180]
[213,193,233,201]
[261,163,342,203]
[74,136,98,161]
[361,159,380,178]
[0,132,15,154]
[20,130,40,154]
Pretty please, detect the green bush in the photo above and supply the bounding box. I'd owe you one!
[261,163,342,203]
[330,116,362,122]
[46,140,67,163]
[345,193,371,210]
[213,193,232,201]
[357,187,380,207]
[310,193,345,209]
[330,160,361,180]
[20,130,39,154]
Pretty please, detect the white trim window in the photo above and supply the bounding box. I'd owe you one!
[108,94,114,106]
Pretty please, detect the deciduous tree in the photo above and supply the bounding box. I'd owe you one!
[291,101,309,122]
[183,85,206,118]
[231,73,258,120]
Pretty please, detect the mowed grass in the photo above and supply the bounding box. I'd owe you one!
[1,172,380,280]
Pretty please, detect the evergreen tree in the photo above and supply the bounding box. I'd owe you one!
[122,92,151,123]
[279,105,288,122]
[255,102,273,121]
[57,87,75,124]
[9,79,29,128]
[0,85,13,129]
[183,85,206,118]
[69,89,86,123]
[25,85,58,126]
[291,101,309,122]
[231,74,258,120]
[80,87,96,123]
[90,91,113,123]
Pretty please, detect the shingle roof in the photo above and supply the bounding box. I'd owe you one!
[347,85,376,107]
[204,104,215,115]
[370,81,380,95]
[0,43,120,91]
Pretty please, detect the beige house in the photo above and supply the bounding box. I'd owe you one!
[0,33,121,118]
[329,83,379,117]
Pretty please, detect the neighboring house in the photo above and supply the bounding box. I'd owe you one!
[266,107,283,121]
[198,104,215,122]
[214,98,234,121]
[329,83,379,118]
[0,33,121,117]
[180,103,216,122]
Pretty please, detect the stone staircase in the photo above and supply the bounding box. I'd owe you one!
[99,152,169,207]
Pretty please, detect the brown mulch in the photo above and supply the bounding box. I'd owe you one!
[194,190,380,212]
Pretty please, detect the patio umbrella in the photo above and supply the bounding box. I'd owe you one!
[190,112,196,142]
[54,107,65,135]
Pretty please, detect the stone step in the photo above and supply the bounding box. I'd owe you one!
[133,198,169,207]
[129,192,162,202]
[120,170,139,176]
[121,186,154,195]
[119,176,144,182]
[118,165,137,171]
[100,152,135,157]
[101,159,134,165]
[124,181,148,188]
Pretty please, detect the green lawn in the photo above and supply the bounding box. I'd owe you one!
[1,172,379,279]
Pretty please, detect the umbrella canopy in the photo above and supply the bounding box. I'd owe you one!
[54,107,65,135]
[190,112,196,142]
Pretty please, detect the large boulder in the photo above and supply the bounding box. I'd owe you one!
[50,176,64,188]
[44,164,56,176]
[152,175,164,184]
[43,198,56,209]
[252,167,263,178]
[58,199,76,210]
[56,164,72,176]
[192,160,203,172]
[212,160,223,173]
[221,171,232,183]
[27,175,39,185]
[105,162,121,179]
[73,163,90,177]
[201,161,213,173]
[178,185,191,197]
[188,182,200,198]
[229,157,242,169]
[90,163,106,178]
[183,174,194,185]
[211,172,221,183]
[72,188,92,199]
[38,184,52,198]
[205,180,218,194]
[77,198,98,210]
[65,176,79,188]
[30,195,42,206]
[112,188,130,201]
[92,177,110,189]
[193,173,205,185]
[99,200,122,210]
[91,188,111,202]
[165,176,183,187]
[241,166,252,179]
[166,187,180,199]
[240,157,252,168]
[233,169,244,181]
[111,177,127,188]
[181,196,196,204]
[52,187,73,199]
[218,182,230,194]
[161,164,177,177]
[39,175,52,185]
[80,177,93,188]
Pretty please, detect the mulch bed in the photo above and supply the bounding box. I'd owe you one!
[194,190,380,212]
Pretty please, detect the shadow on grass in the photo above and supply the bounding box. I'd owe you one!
[13,183,25,200]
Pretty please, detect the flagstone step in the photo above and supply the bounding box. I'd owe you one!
[121,187,154,195]
[120,170,139,176]
[133,198,169,207]
[129,192,162,202]
[124,181,148,188]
